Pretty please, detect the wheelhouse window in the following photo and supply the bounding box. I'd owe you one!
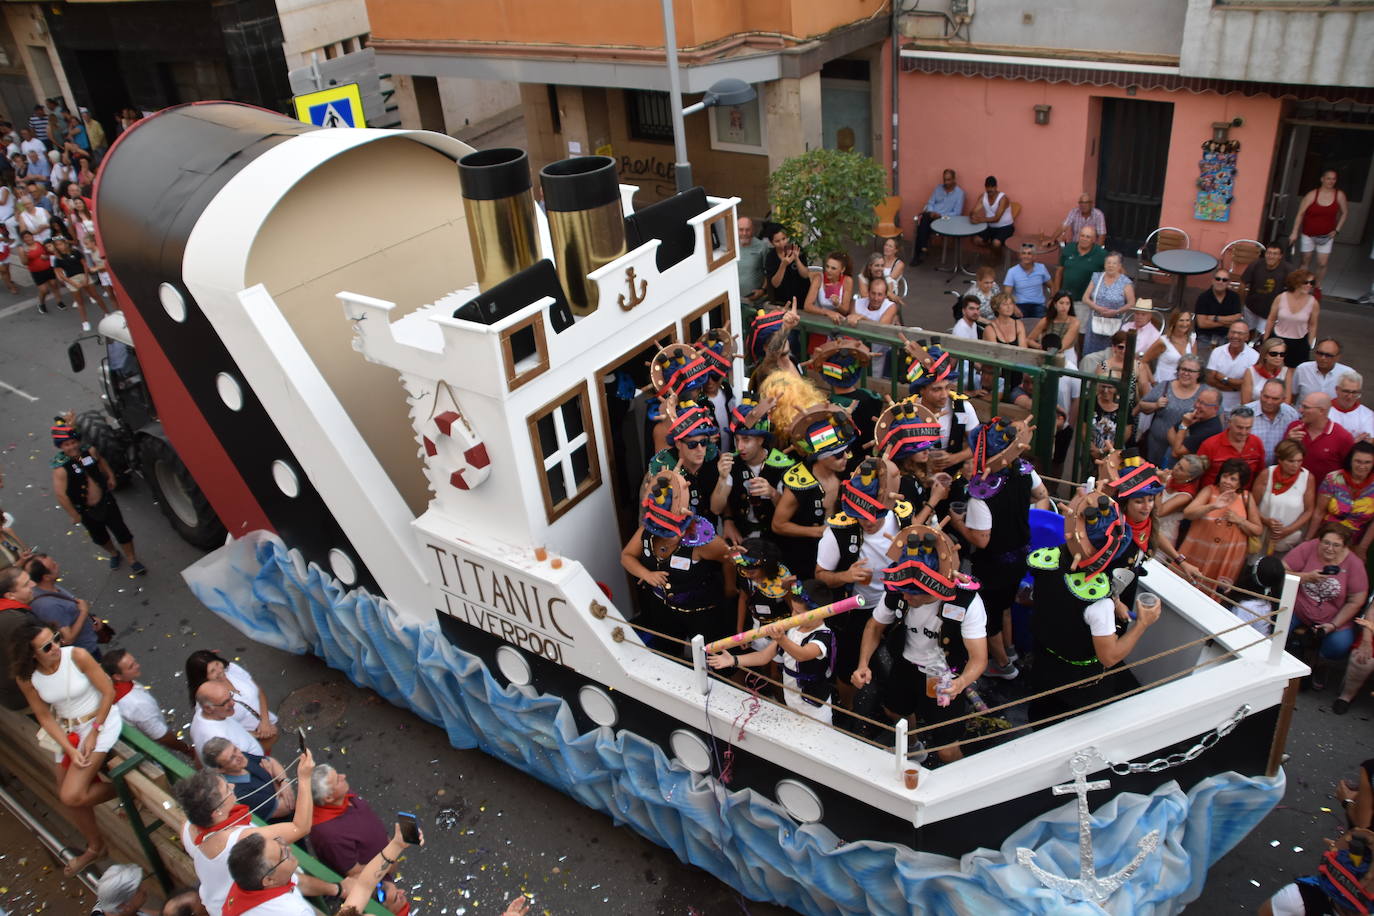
[527,382,601,522]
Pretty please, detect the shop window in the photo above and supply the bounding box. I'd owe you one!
[627,90,674,143]
[527,382,601,522]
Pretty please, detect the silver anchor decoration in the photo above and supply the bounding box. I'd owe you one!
[1015,750,1159,902]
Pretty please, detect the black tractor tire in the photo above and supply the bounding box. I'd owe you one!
[73,409,132,485]
[138,435,226,550]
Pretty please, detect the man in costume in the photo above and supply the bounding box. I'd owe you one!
[719,392,792,544]
[50,417,145,574]
[805,338,882,470]
[771,406,856,581]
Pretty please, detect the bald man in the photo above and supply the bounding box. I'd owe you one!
[1287,392,1354,482]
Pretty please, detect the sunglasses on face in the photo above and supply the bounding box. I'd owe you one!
[1269,350,1286,356]
[682,439,709,450]
[1213,276,1228,282]
[1315,351,1338,358]
[38,633,63,654]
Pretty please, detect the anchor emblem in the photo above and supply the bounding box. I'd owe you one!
[617,267,649,311]
[1015,750,1159,903]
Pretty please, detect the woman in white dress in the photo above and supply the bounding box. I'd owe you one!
[14,622,122,874]
[185,649,280,753]
[1252,439,1314,558]
[1142,310,1196,384]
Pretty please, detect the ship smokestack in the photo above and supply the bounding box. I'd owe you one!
[539,156,626,317]
[458,148,540,292]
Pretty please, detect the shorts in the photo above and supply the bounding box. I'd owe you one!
[1300,233,1335,255]
[1267,880,1335,916]
[79,493,132,547]
[31,267,54,284]
[66,273,89,288]
[979,224,1015,244]
[882,656,965,746]
[50,705,123,763]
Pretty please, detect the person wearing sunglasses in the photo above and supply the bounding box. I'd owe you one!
[1293,337,1353,404]
[1262,269,1319,368]
[12,620,122,876]
[1192,268,1244,361]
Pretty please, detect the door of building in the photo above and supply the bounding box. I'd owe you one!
[1096,98,1174,254]
[821,78,871,157]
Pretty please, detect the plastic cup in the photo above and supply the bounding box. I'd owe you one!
[950,501,968,517]
[903,768,920,790]
[1136,593,1160,615]
[534,546,548,562]
[550,555,563,569]
[925,676,939,698]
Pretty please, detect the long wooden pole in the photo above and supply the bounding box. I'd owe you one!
[704,595,866,654]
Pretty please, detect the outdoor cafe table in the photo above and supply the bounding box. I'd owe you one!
[930,215,983,277]
[1151,248,1219,309]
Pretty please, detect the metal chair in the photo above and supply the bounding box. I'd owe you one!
[1136,227,1191,286]
[1220,238,1264,291]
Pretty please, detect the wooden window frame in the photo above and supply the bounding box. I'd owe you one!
[526,381,601,524]
[501,311,550,392]
[704,210,737,273]
[680,293,730,343]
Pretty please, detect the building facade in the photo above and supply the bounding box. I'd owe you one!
[894,0,1374,299]
[366,0,892,218]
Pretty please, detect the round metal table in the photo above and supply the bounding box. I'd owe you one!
[1150,248,1219,309]
[931,215,984,277]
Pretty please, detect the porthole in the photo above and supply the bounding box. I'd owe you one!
[271,460,300,499]
[669,729,712,774]
[495,646,533,687]
[328,548,357,586]
[158,282,187,323]
[577,685,618,728]
[774,779,823,824]
[215,372,244,412]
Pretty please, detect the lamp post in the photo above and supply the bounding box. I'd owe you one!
[660,0,756,193]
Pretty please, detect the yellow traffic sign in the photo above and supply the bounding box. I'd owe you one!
[293,83,366,129]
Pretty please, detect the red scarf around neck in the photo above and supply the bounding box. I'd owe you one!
[311,792,357,826]
[193,803,251,845]
[113,680,134,701]
[1270,468,1301,495]
[1126,514,1152,552]
[222,881,294,916]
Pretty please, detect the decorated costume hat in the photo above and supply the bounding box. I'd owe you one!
[694,327,736,381]
[906,342,957,392]
[789,404,857,461]
[1108,450,1164,500]
[51,419,77,446]
[1063,491,1129,577]
[969,416,1033,479]
[804,338,872,390]
[730,391,773,442]
[650,342,713,401]
[664,399,720,444]
[746,307,791,362]
[841,457,892,523]
[873,399,941,461]
[883,524,960,601]
[641,470,693,539]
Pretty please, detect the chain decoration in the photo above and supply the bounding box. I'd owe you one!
[1096,704,1250,776]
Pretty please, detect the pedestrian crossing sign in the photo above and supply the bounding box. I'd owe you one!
[293,83,367,129]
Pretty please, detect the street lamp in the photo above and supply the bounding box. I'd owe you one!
[660,0,756,192]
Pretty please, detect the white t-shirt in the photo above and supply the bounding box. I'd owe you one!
[965,470,1043,531]
[777,625,833,723]
[20,137,44,158]
[1333,402,1374,441]
[936,400,981,451]
[1206,345,1259,413]
[874,593,988,672]
[116,682,168,740]
[190,709,263,762]
[951,318,980,340]
[1083,597,1117,636]
[816,512,900,608]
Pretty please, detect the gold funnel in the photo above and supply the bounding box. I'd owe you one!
[458,148,539,292]
[539,156,627,316]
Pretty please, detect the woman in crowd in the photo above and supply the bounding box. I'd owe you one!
[185,649,280,754]
[983,292,1027,393]
[21,229,64,313]
[1155,454,1208,548]
[877,236,906,292]
[1081,251,1135,357]
[763,224,816,307]
[1307,441,1374,558]
[1180,457,1263,588]
[1099,329,1152,409]
[1252,439,1315,559]
[1239,337,1293,405]
[804,251,853,327]
[12,622,121,874]
[0,226,19,295]
[59,181,92,225]
[1028,290,1079,354]
[1262,269,1319,368]
[1139,355,1207,467]
[1088,373,1134,462]
[1333,617,1374,716]
[965,265,1003,322]
[1142,310,1195,386]
[1289,169,1347,289]
[1283,524,1368,689]
[856,252,884,301]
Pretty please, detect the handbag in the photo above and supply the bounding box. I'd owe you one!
[1089,274,1121,336]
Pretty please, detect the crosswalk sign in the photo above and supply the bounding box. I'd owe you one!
[293,83,367,129]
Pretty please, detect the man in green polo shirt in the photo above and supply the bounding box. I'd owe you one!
[736,215,770,304]
[1054,225,1107,351]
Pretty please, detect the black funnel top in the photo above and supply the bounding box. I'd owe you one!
[458,148,532,201]
[540,156,619,212]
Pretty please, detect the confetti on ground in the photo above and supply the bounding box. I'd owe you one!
[1251,880,1261,887]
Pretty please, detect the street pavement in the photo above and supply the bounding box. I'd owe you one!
[0,245,1370,914]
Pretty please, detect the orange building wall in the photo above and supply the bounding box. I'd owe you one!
[897,72,1284,263]
[368,0,885,49]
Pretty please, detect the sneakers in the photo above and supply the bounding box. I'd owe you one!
[55,300,67,311]
[1333,698,1351,715]
[130,562,147,576]
[37,302,47,314]
[985,660,1020,680]
[108,554,121,570]
[81,321,91,332]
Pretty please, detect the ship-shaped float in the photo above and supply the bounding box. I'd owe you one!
[93,103,1303,915]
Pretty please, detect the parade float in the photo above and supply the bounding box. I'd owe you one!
[92,102,1305,915]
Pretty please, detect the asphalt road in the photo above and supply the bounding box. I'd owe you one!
[0,259,1370,915]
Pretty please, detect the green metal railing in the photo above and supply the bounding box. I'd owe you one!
[786,314,1137,482]
[114,725,388,914]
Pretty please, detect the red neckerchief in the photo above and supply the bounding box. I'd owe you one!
[193,803,251,845]
[222,882,294,916]
[1125,514,1151,552]
[1334,401,1361,414]
[1255,363,1280,380]
[113,680,135,701]
[0,598,31,612]
[311,792,356,826]
[1270,468,1301,495]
